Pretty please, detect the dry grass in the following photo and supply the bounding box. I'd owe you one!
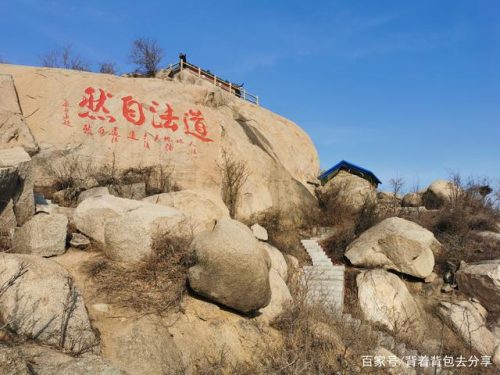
[218,149,249,218]
[82,233,194,315]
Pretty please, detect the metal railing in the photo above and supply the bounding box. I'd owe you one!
[167,61,259,106]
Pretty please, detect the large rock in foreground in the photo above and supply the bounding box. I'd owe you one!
[12,213,68,256]
[188,218,271,313]
[357,269,422,339]
[0,253,98,353]
[346,217,439,278]
[456,260,500,312]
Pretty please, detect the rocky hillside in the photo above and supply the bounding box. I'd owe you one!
[0,64,319,219]
[1,64,500,374]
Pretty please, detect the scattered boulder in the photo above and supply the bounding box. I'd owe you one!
[257,269,292,322]
[188,218,271,313]
[401,192,423,207]
[70,232,91,249]
[0,147,35,226]
[357,269,422,338]
[320,170,376,212]
[12,213,68,256]
[423,179,457,208]
[251,223,269,241]
[77,186,110,204]
[437,300,499,365]
[346,217,439,278]
[0,198,16,249]
[73,195,144,246]
[260,242,288,281]
[456,260,500,312]
[0,253,98,353]
[143,190,229,234]
[103,204,187,262]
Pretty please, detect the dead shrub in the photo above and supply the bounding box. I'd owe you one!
[47,154,94,206]
[82,232,194,315]
[218,149,249,218]
[403,174,499,268]
[255,279,380,374]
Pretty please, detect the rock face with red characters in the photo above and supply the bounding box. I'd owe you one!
[0,64,319,219]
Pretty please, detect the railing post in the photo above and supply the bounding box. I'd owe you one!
[243,89,246,100]
[256,96,259,106]
[214,75,217,85]
[229,82,232,94]
[180,60,183,70]
[198,67,201,77]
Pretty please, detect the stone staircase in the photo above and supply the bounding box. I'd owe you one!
[300,234,423,368]
[300,238,345,314]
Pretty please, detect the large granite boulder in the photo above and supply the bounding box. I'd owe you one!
[320,170,377,212]
[437,300,500,365]
[188,218,271,313]
[0,253,98,353]
[401,192,423,207]
[257,269,292,323]
[357,269,422,339]
[143,189,229,234]
[423,179,458,208]
[12,213,68,256]
[346,217,439,278]
[1,64,319,220]
[456,260,500,312]
[73,195,146,246]
[103,204,187,262]
[260,242,288,281]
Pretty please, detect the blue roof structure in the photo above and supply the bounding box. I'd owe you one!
[318,160,382,186]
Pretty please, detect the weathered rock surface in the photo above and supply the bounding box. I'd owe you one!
[1,64,319,220]
[103,203,187,262]
[357,269,422,338]
[0,74,38,153]
[346,217,439,278]
[437,300,499,364]
[188,218,271,313]
[257,269,292,322]
[401,192,423,207]
[77,186,110,204]
[320,170,376,211]
[261,242,288,281]
[73,195,145,245]
[0,147,35,226]
[0,253,98,353]
[251,223,269,241]
[476,230,500,242]
[12,213,68,256]
[143,189,229,234]
[456,260,500,312]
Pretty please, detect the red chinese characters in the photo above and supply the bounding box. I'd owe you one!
[183,110,213,143]
[78,87,116,122]
[122,96,145,126]
[69,87,214,152]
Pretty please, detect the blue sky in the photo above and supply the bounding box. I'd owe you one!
[1,0,499,190]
